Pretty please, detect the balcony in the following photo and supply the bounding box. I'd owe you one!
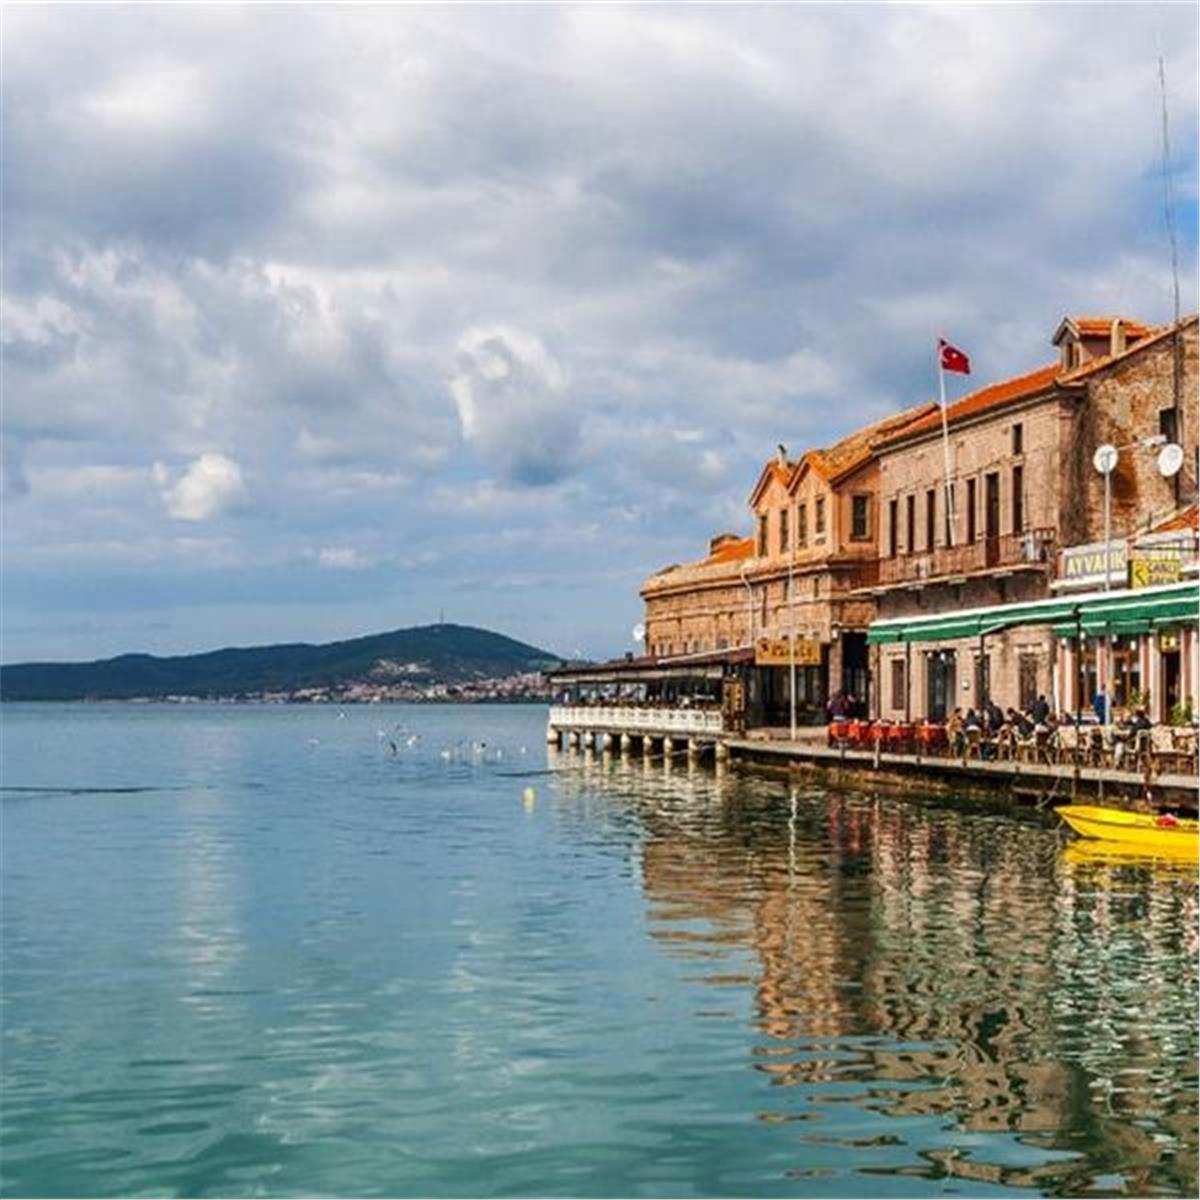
[877,528,1056,589]
[548,704,724,737]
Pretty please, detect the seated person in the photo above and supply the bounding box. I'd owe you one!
[946,708,965,755]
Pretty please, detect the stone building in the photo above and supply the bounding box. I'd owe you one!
[641,404,934,723]
[869,315,1198,723]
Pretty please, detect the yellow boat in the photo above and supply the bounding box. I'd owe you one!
[1061,839,1199,872]
[1056,805,1199,856]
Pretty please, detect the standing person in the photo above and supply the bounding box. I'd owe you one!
[1032,694,1050,727]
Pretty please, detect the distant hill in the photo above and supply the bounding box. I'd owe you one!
[0,624,563,701]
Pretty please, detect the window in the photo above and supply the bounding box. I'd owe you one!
[975,654,990,707]
[890,659,906,711]
[1012,464,1024,533]
[757,514,768,557]
[779,508,789,554]
[1160,407,1179,445]
[944,483,955,545]
[815,497,826,536]
[1018,653,1039,711]
[1012,423,1024,455]
[851,495,869,540]
[797,503,807,546]
[925,488,936,550]
[967,477,977,542]
[906,494,916,553]
[888,498,898,557]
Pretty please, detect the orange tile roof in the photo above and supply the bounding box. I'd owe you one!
[1060,316,1194,382]
[1150,502,1198,534]
[705,535,754,564]
[880,363,1062,446]
[1058,316,1152,341]
[798,401,939,487]
[748,456,795,506]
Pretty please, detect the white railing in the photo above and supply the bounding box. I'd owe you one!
[548,705,723,736]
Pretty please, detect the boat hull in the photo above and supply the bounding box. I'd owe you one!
[1056,804,1199,855]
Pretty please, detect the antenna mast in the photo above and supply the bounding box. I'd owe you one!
[1157,49,1181,327]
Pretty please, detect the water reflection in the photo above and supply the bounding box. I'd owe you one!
[552,755,1199,1197]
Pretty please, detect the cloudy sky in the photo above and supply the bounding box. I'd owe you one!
[3,3,1197,664]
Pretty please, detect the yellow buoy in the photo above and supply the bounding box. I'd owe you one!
[522,786,536,810]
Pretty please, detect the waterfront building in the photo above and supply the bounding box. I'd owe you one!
[641,405,935,724]
[869,315,1198,723]
[554,310,1197,743]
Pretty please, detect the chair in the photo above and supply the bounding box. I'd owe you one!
[1055,724,1077,766]
[963,726,983,760]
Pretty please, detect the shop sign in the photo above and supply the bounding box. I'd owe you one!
[755,636,822,666]
[1159,630,1181,651]
[1060,541,1127,583]
[1129,551,1183,589]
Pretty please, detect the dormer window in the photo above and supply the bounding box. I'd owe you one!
[815,497,826,537]
[757,514,768,557]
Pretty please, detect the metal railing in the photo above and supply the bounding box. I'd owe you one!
[548,705,724,735]
[878,528,1056,586]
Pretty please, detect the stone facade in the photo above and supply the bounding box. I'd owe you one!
[640,313,1198,724]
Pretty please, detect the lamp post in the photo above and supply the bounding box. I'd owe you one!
[739,560,754,649]
[788,537,797,741]
[1093,434,1167,728]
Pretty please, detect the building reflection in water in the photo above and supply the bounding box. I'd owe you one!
[549,751,1198,1196]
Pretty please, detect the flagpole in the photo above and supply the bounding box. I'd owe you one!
[937,340,956,548]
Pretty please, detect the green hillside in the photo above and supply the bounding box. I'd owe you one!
[0,624,562,701]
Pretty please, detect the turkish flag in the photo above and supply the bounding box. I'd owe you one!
[939,338,971,374]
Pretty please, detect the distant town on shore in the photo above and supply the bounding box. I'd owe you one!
[0,623,564,704]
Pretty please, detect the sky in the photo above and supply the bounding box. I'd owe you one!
[3,3,1198,665]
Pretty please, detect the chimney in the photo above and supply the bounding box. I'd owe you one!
[1110,319,1126,358]
[776,443,788,466]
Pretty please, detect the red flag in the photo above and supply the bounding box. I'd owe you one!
[939,338,970,374]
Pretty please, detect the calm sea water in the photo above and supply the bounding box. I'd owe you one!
[2,703,1196,1199]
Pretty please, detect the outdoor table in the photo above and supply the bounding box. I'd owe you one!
[888,723,915,752]
[828,720,850,747]
[868,723,889,748]
[916,723,947,754]
[849,720,872,747]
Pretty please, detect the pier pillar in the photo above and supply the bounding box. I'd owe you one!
[663,736,674,757]
[546,725,559,748]
[621,733,633,755]
[715,740,729,763]
[599,732,612,753]
[568,730,580,750]
[687,738,700,761]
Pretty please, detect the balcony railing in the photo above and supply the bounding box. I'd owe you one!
[877,528,1056,587]
[549,704,724,736]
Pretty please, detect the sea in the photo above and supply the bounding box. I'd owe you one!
[2,702,1197,1198]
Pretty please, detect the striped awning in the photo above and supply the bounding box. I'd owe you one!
[867,580,1199,645]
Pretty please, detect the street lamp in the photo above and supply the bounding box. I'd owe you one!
[788,532,797,741]
[1092,433,1167,727]
[739,560,754,649]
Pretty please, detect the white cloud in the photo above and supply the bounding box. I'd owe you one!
[155,453,246,521]
[449,326,578,485]
[316,545,371,570]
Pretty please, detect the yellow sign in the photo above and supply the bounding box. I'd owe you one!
[1159,631,1181,651]
[1129,552,1183,590]
[755,636,822,666]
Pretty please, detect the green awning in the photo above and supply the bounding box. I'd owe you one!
[868,580,1199,645]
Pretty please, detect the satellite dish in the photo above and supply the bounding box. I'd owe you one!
[1092,444,1118,476]
[1158,442,1184,478]
[632,622,646,644]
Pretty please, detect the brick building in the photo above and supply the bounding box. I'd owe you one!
[869,315,1198,723]
[627,311,1198,731]
[641,404,933,723]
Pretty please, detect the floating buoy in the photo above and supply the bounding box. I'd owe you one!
[522,786,536,810]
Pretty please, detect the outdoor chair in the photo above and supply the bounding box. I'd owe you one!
[963,727,983,760]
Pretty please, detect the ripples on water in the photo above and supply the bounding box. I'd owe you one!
[2,704,1196,1197]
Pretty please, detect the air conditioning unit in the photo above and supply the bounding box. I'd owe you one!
[1022,532,1044,562]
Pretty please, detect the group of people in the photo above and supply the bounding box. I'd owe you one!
[826,690,864,720]
[945,695,1056,757]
